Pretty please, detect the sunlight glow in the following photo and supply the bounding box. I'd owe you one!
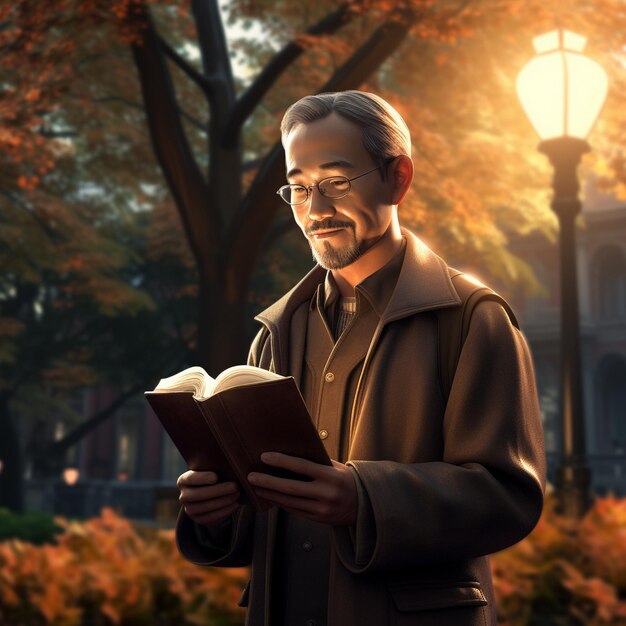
[517,30,608,140]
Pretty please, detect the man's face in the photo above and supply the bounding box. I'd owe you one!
[283,112,394,270]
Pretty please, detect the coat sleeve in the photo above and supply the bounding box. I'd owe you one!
[176,505,255,567]
[332,300,547,573]
[174,325,271,566]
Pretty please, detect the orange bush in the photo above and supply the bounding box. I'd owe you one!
[4,497,626,625]
[0,508,247,626]
[492,493,626,626]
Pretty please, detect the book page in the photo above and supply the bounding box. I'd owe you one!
[212,365,284,395]
[152,366,214,399]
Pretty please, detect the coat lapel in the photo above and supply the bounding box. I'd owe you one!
[254,227,462,347]
[381,228,461,323]
[254,264,325,376]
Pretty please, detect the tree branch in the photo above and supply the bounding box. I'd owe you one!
[190,0,244,239]
[38,127,78,139]
[129,3,216,269]
[222,3,355,148]
[158,33,211,93]
[0,189,56,238]
[33,350,188,459]
[178,110,209,134]
[44,382,144,457]
[191,0,236,115]
[316,8,417,92]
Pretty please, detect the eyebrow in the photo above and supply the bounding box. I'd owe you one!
[286,160,354,180]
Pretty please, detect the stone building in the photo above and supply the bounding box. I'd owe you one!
[502,188,626,496]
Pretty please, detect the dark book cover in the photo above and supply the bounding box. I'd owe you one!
[145,376,331,511]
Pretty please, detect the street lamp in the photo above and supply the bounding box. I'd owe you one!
[63,467,80,486]
[516,29,608,518]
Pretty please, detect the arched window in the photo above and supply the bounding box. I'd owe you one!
[592,246,626,320]
[595,354,626,453]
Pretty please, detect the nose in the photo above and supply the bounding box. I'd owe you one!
[307,186,335,221]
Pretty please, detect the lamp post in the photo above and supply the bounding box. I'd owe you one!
[516,29,608,518]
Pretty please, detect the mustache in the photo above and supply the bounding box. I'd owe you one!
[306,220,354,236]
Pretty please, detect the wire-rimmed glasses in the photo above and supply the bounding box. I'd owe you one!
[276,158,395,206]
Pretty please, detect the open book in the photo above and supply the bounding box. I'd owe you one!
[145,365,332,512]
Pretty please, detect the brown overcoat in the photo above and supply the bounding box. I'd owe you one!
[176,227,547,626]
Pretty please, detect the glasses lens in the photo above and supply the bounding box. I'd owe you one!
[319,177,350,198]
[279,185,307,204]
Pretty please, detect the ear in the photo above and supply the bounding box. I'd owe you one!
[389,155,414,205]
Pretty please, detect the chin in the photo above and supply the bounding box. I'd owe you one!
[310,239,364,270]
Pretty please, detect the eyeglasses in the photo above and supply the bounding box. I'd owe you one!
[276,158,395,206]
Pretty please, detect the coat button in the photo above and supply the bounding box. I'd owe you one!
[302,540,313,552]
[319,429,328,439]
[324,372,335,382]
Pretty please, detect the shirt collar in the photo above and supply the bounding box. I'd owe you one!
[254,227,462,335]
[321,235,407,318]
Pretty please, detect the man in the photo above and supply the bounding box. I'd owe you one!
[176,90,546,626]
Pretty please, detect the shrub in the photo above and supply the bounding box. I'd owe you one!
[5,496,626,625]
[0,508,62,545]
[0,508,247,626]
[492,493,626,626]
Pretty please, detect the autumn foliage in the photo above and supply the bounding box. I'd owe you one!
[491,493,626,625]
[0,508,247,626]
[0,0,184,190]
[1,497,625,625]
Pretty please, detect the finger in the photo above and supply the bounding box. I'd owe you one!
[184,490,240,516]
[179,481,239,504]
[260,452,329,479]
[247,471,320,499]
[177,470,218,488]
[251,487,320,514]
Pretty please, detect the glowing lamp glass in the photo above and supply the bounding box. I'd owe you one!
[63,467,80,486]
[516,30,608,140]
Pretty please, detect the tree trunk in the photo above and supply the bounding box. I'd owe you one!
[199,270,250,374]
[0,393,24,512]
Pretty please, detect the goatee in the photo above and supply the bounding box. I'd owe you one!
[305,220,358,270]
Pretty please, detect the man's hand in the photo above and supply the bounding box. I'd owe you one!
[247,452,358,526]
[177,470,240,527]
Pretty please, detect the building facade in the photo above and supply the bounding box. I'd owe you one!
[504,200,626,496]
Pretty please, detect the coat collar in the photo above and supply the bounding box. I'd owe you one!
[254,227,461,332]
[382,226,461,322]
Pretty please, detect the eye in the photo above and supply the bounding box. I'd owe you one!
[290,185,308,200]
[319,177,349,196]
